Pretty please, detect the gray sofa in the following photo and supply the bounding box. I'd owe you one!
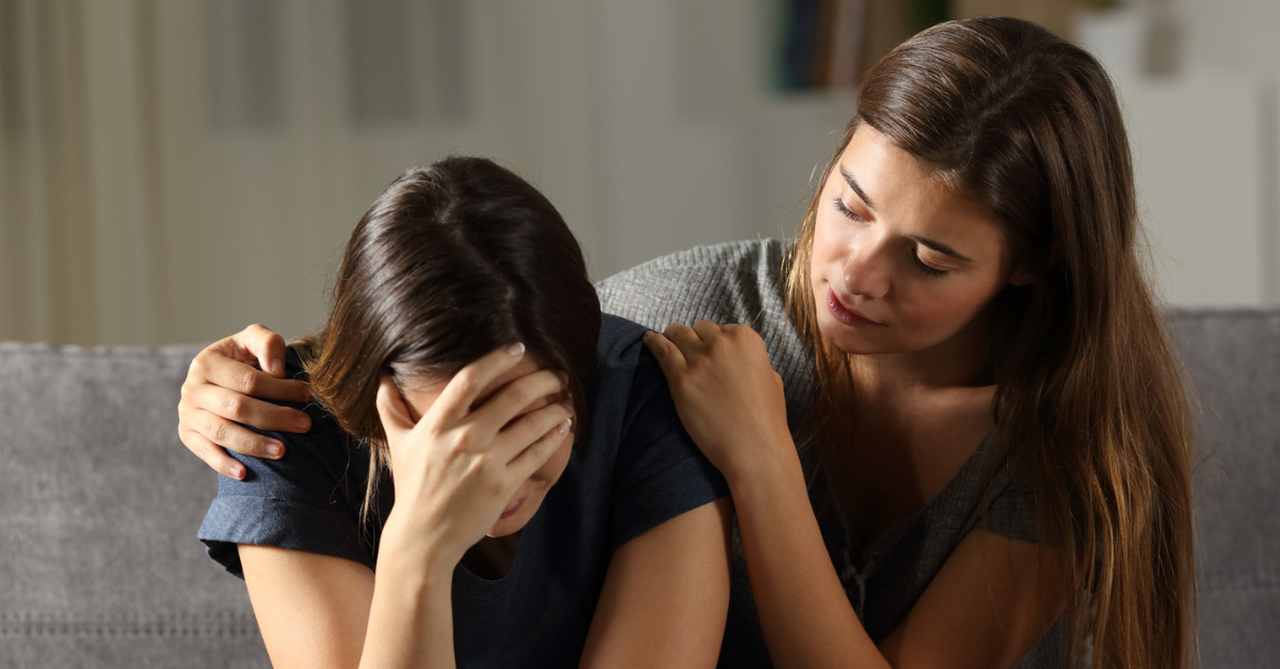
[1,309,1277,668]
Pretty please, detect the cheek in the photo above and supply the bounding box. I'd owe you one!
[811,213,846,266]
[896,278,1003,336]
[901,288,969,328]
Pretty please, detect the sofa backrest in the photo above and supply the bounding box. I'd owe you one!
[0,308,1276,667]
[0,343,270,668]
[1168,309,1280,667]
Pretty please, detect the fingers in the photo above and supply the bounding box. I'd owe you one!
[721,322,766,351]
[496,399,573,463]
[660,320,721,351]
[181,402,286,459]
[642,330,688,379]
[184,382,312,434]
[179,428,248,480]
[507,411,574,478]
[691,319,723,341]
[375,375,416,440]
[234,323,289,378]
[189,348,313,408]
[468,368,566,433]
[431,343,529,424]
[647,319,727,373]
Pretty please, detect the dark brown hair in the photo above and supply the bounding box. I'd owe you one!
[786,17,1195,669]
[300,156,601,516]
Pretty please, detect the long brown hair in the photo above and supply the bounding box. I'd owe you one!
[300,156,601,519]
[786,18,1195,669]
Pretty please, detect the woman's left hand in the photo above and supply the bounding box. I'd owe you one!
[643,321,793,484]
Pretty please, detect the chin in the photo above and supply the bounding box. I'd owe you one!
[486,497,543,537]
[817,316,885,355]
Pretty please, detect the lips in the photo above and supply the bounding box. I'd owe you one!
[826,287,884,327]
[500,496,527,520]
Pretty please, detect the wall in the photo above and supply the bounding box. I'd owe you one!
[0,0,1276,346]
[1168,0,1280,302]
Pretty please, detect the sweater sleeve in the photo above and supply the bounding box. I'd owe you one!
[595,239,815,434]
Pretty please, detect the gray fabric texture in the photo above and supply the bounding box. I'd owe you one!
[1166,309,1280,667]
[0,239,1276,668]
[597,239,1058,668]
[0,343,270,668]
[596,238,815,435]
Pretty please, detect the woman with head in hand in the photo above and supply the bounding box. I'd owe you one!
[194,156,732,668]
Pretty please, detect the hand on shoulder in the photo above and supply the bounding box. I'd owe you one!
[178,324,313,479]
[643,321,793,484]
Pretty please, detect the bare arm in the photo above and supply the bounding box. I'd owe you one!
[877,530,1065,669]
[645,322,1067,668]
[239,543,457,669]
[580,497,733,669]
[730,449,1064,669]
[241,498,733,669]
[239,546,374,669]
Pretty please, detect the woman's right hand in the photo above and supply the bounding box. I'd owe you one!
[177,324,314,479]
[374,345,574,568]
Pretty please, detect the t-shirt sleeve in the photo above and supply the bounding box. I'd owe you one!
[979,461,1040,544]
[196,359,378,578]
[608,348,730,550]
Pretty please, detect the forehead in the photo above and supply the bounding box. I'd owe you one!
[830,126,1006,251]
[400,356,545,416]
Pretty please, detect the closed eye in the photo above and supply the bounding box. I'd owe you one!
[832,197,865,222]
[912,249,949,278]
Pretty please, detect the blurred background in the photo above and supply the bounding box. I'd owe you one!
[0,0,1275,347]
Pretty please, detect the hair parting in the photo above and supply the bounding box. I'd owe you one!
[295,156,601,527]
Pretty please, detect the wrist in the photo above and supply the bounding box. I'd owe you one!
[721,429,802,493]
[378,509,466,574]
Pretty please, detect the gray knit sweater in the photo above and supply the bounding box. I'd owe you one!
[596,239,1062,669]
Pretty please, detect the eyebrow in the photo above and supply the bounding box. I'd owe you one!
[839,167,875,210]
[840,165,975,263]
[909,235,974,263]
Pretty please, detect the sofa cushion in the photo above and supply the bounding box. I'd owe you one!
[0,343,270,668]
[1168,309,1280,668]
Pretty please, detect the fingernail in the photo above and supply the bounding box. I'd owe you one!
[508,342,525,356]
[557,371,569,385]
[229,464,245,479]
[561,400,573,412]
[558,417,573,434]
[269,359,284,376]
[266,442,283,457]
[295,414,311,431]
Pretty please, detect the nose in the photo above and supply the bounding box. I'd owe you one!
[841,236,890,299]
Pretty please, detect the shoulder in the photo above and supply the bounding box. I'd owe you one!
[595,239,792,331]
[588,314,666,431]
[967,431,1040,544]
[573,317,728,549]
[596,240,815,431]
[197,346,379,576]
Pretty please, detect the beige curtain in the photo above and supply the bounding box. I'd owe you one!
[0,0,855,346]
[0,0,204,346]
[0,0,483,347]
[0,0,612,347]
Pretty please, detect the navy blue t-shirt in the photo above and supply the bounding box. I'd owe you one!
[198,314,728,667]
